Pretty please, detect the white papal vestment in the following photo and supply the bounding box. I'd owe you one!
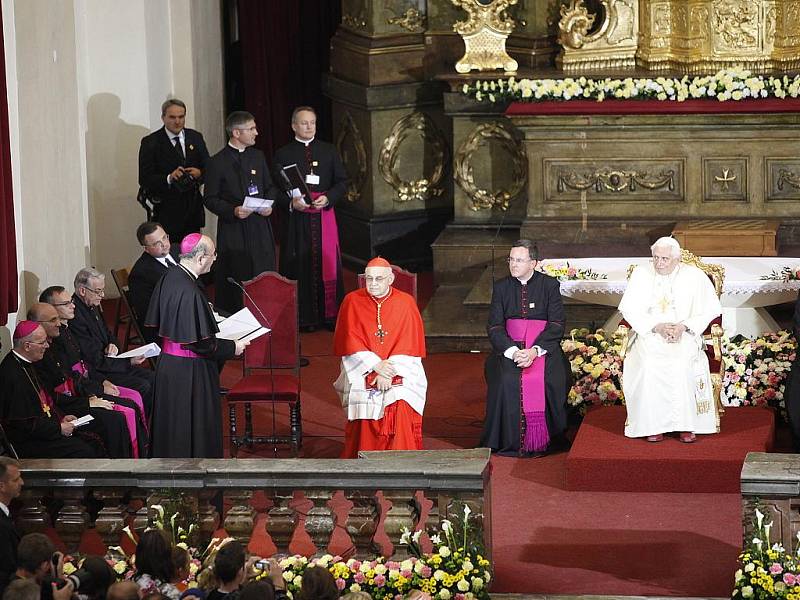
[619,262,722,438]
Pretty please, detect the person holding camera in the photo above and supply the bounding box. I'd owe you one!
[138,99,210,245]
[10,534,74,600]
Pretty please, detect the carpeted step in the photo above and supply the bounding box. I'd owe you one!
[565,405,774,493]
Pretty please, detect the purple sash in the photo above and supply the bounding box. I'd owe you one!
[162,339,201,358]
[506,319,549,452]
[307,191,340,320]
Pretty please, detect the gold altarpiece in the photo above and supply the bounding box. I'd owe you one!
[327,0,800,350]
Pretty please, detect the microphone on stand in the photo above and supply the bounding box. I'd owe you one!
[225,277,278,455]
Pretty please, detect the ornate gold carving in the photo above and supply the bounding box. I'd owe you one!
[557,168,675,193]
[335,111,368,203]
[451,0,519,73]
[714,168,737,191]
[637,0,800,74]
[454,121,527,211]
[704,159,747,202]
[379,111,448,203]
[557,0,639,71]
[387,7,426,32]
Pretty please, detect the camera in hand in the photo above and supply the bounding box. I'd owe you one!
[172,170,198,193]
[41,569,93,600]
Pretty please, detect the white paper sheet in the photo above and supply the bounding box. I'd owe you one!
[72,414,95,428]
[216,307,270,341]
[115,342,161,359]
[243,196,274,210]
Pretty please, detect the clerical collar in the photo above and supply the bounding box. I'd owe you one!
[295,137,314,146]
[12,350,31,364]
[516,272,534,285]
[227,142,246,153]
[0,501,8,517]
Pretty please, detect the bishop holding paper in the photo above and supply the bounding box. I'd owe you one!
[619,237,722,443]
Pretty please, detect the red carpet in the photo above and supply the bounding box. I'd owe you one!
[566,405,775,493]
[99,280,761,596]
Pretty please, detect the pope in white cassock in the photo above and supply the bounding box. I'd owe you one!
[619,237,722,443]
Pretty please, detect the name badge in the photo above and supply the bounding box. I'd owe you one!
[247,183,259,195]
[306,174,320,185]
[529,302,536,309]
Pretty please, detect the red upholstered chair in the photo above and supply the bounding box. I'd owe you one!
[357,264,418,301]
[225,272,302,456]
[618,250,725,412]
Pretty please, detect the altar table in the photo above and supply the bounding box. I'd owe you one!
[541,257,800,337]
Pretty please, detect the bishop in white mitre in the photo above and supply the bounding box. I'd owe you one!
[619,237,722,442]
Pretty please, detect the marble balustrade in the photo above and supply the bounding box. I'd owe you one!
[12,449,492,560]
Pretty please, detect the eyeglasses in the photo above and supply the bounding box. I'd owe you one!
[364,276,389,283]
[507,257,533,264]
[52,300,74,307]
[145,233,170,248]
[82,286,105,296]
[27,339,49,347]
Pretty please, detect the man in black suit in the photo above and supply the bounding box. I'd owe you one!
[70,268,154,418]
[138,99,210,244]
[128,222,179,342]
[0,457,22,596]
[203,111,278,313]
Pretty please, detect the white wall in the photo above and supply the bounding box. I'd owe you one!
[1,0,224,349]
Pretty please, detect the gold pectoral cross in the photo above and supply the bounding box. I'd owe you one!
[658,295,671,313]
[375,328,388,343]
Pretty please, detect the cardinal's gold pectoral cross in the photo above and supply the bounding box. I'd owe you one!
[658,295,671,313]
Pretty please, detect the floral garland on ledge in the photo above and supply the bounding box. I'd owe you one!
[760,267,800,281]
[560,328,797,418]
[462,68,800,104]
[536,262,607,281]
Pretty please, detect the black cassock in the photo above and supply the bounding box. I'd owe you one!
[204,145,278,313]
[145,265,236,458]
[480,274,570,455]
[785,292,800,450]
[0,352,98,458]
[273,139,348,328]
[35,346,134,458]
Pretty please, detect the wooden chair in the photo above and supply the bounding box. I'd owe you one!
[618,249,725,412]
[357,264,418,301]
[225,272,302,456]
[110,268,148,353]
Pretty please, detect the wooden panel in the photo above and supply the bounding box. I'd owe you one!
[672,219,780,256]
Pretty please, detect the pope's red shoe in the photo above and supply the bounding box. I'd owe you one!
[680,432,696,443]
[646,434,664,442]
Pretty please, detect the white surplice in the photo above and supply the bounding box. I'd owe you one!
[619,262,722,438]
[333,351,427,421]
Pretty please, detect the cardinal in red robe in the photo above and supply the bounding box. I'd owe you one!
[333,257,427,458]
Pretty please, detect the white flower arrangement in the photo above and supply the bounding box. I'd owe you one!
[462,68,800,104]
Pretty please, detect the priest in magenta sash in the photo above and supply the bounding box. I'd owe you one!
[273,106,348,331]
[333,257,427,457]
[480,239,569,457]
[145,234,247,457]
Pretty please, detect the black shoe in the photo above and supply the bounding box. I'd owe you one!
[298,357,310,367]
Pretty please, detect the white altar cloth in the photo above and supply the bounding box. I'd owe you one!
[541,257,800,337]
